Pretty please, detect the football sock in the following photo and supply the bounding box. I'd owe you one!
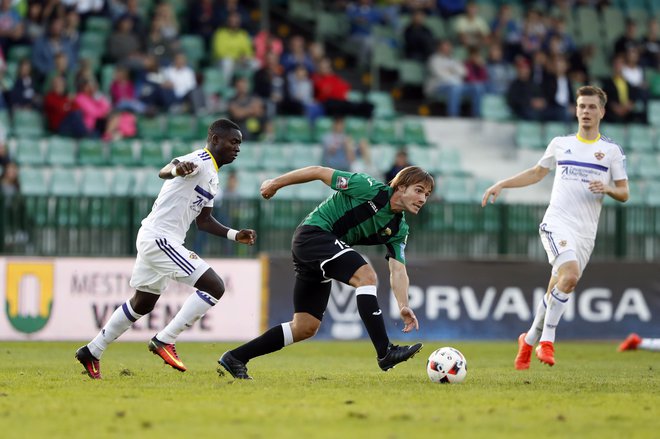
[88,301,143,359]
[156,290,218,344]
[540,287,571,343]
[640,338,660,351]
[356,285,389,358]
[524,296,547,345]
[230,323,291,363]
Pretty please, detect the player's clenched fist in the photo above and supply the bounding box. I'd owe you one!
[236,229,257,245]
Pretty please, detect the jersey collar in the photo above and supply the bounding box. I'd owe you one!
[204,147,219,171]
[576,133,601,144]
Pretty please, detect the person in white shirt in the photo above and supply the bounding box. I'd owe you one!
[482,86,629,369]
[75,118,257,379]
[162,52,205,113]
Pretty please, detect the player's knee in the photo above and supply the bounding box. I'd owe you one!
[207,277,225,300]
[558,273,579,292]
[351,265,378,287]
[292,317,320,341]
[130,294,157,315]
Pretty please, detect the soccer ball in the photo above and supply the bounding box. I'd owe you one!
[426,347,467,384]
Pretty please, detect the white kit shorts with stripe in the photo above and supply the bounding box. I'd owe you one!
[538,222,594,278]
[129,237,210,294]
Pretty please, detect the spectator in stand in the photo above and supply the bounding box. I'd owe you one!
[401,0,435,15]
[188,0,223,50]
[403,10,434,62]
[74,57,96,92]
[312,57,373,118]
[490,4,522,62]
[136,54,175,113]
[437,0,467,18]
[144,14,178,67]
[0,161,18,198]
[530,50,547,85]
[8,58,39,109]
[321,117,357,172]
[425,40,477,118]
[254,28,284,69]
[288,64,323,121]
[23,1,45,43]
[44,75,87,137]
[520,9,546,57]
[454,2,490,48]
[602,55,647,124]
[346,0,383,67]
[31,17,77,84]
[486,43,515,95]
[568,44,595,86]
[162,52,205,114]
[62,8,81,54]
[308,41,326,71]
[621,47,646,90]
[115,0,145,36]
[0,0,24,54]
[463,46,487,117]
[219,0,252,34]
[212,12,255,87]
[110,65,146,114]
[541,55,574,122]
[506,56,547,121]
[253,51,294,118]
[106,15,143,66]
[228,76,265,141]
[74,78,129,140]
[641,18,660,69]
[281,35,315,74]
[384,149,411,183]
[153,2,179,40]
[615,19,640,56]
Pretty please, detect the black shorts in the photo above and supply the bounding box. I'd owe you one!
[291,225,368,319]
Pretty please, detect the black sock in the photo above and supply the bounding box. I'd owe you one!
[231,325,285,363]
[357,293,390,358]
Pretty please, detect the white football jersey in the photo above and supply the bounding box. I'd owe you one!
[139,148,220,245]
[538,133,627,238]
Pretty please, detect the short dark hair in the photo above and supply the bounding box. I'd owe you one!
[576,85,607,108]
[208,118,240,142]
[389,166,434,192]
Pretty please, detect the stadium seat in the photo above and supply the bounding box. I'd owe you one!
[15,138,46,166]
[436,149,465,176]
[137,115,166,140]
[346,90,364,102]
[100,64,115,94]
[543,122,571,144]
[515,121,544,150]
[111,167,135,197]
[179,34,205,68]
[575,7,601,45]
[370,118,399,145]
[0,110,9,136]
[345,117,370,141]
[109,140,136,166]
[80,167,111,197]
[275,117,312,143]
[78,139,107,166]
[425,15,447,40]
[627,124,654,152]
[316,12,349,41]
[602,125,626,145]
[135,168,164,198]
[46,137,77,166]
[85,16,112,35]
[602,7,625,45]
[289,0,316,21]
[236,170,263,199]
[259,144,292,171]
[80,32,107,56]
[296,181,332,201]
[7,45,31,63]
[170,141,194,158]
[402,119,429,145]
[367,91,397,119]
[635,153,660,179]
[139,140,168,168]
[372,42,399,71]
[12,109,45,138]
[645,181,660,206]
[481,94,512,121]
[438,176,473,203]
[168,114,199,141]
[50,168,80,196]
[398,60,425,87]
[313,117,333,142]
[230,141,262,169]
[19,167,48,196]
[202,67,227,95]
[290,144,322,168]
[647,100,660,126]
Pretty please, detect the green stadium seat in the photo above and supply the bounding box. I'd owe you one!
[111,167,135,197]
[80,32,107,55]
[259,144,292,171]
[408,146,437,172]
[7,45,31,63]
[372,42,399,71]
[0,110,9,136]
[78,139,107,166]
[12,109,45,138]
[367,91,396,119]
[635,153,660,179]
[575,7,601,45]
[515,121,544,150]
[236,170,263,199]
[275,117,313,143]
[139,140,168,167]
[85,16,112,34]
[15,138,45,166]
[602,125,626,145]
[314,117,333,142]
[345,117,370,141]
[50,168,80,196]
[398,60,425,87]
[170,141,194,158]
[230,141,262,169]
[137,115,166,140]
[289,0,316,21]
[136,168,164,198]
[167,114,199,141]
[296,181,332,201]
[346,90,364,102]
[100,64,115,94]
[46,137,77,166]
[80,167,111,197]
[602,7,625,45]
[316,12,349,41]
[290,144,322,168]
[627,124,654,152]
[645,181,660,206]
[19,167,47,196]
[543,122,571,144]
[109,140,136,166]
[425,15,447,40]
[481,94,512,121]
[402,119,429,145]
[371,144,398,173]
[179,34,205,68]
[436,149,465,176]
[370,118,399,145]
[647,100,660,126]
[202,67,227,95]
[439,176,473,203]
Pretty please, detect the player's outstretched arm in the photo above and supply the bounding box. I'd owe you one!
[195,207,256,245]
[261,166,335,200]
[481,165,549,207]
[159,159,198,179]
[388,258,419,333]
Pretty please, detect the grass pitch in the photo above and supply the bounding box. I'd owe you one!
[0,340,658,439]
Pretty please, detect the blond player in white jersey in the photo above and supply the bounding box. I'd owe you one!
[482,86,629,368]
[75,119,257,379]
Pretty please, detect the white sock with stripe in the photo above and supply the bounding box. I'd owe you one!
[524,296,547,346]
[156,290,218,344]
[88,301,143,359]
[640,338,660,351]
[540,287,571,343]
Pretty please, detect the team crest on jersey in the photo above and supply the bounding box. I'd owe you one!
[380,227,392,236]
[594,151,605,160]
[559,240,567,247]
[336,176,348,189]
[189,252,199,259]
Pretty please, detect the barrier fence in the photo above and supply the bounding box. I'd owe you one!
[2,195,659,261]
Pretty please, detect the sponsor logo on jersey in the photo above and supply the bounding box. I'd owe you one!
[594,151,605,160]
[368,201,379,213]
[565,149,572,154]
[380,227,392,236]
[336,176,348,189]
[559,240,567,247]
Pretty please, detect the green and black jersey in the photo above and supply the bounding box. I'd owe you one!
[301,170,409,264]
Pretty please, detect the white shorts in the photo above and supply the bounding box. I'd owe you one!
[129,236,210,294]
[539,222,594,277]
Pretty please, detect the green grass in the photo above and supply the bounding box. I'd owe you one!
[0,341,658,438]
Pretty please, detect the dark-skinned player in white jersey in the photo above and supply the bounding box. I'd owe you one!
[76,119,257,379]
[219,166,434,379]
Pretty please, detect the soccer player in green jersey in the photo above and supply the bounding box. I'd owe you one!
[219,165,434,379]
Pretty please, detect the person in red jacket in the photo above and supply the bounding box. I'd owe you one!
[312,57,373,118]
[43,75,87,138]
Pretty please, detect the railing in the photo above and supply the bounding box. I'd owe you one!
[2,195,658,261]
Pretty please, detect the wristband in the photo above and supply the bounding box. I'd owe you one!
[226,229,238,241]
[171,167,178,177]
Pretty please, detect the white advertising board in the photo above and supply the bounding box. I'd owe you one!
[0,257,262,341]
